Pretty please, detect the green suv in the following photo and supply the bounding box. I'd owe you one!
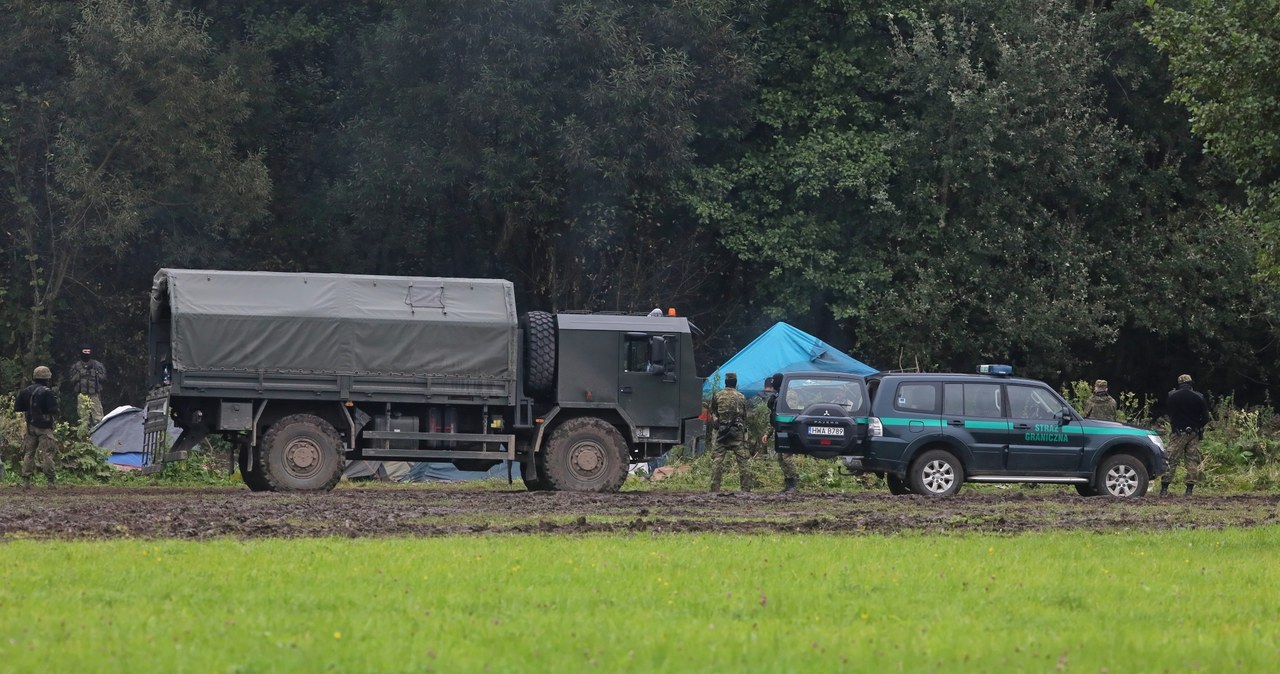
[774,367,1167,498]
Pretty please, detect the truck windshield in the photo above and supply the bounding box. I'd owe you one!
[778,378,866,415]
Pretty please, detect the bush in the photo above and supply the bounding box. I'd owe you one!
[0,392,112,481]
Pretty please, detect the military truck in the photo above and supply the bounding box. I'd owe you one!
[143,269,702,492]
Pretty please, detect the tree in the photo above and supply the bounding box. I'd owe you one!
[0,0,269,373]
[333,0,756,314]
[1144,0,1280,278]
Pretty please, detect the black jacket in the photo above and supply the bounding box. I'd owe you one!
[1166,384,1211,433]
[15,383,59,430]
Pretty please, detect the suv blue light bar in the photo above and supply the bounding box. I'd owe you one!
[978,364,1013,376]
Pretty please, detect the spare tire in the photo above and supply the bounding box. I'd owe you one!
[524,311,557,398]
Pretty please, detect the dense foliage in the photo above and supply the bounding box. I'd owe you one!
[2,0,1277,413]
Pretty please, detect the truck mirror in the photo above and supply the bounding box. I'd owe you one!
[648,336,667,375]
[1058,407,1073,426]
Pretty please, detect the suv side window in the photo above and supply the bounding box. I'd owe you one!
[944,382,1003,418]
[894,382,939,414]
[1008,384,1060,420]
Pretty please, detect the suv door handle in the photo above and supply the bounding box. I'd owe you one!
[620,387,633,394]
[1013,423,1031,429]
[948,419,964,427]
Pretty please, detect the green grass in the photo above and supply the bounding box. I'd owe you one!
[2,528,1278,673]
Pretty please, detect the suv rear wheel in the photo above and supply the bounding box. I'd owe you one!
[909,449,964,497]
[1099,454,1149,498]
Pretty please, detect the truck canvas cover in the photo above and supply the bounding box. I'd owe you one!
[152,269,517,381]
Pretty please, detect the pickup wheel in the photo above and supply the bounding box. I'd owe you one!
[1098,454,1149,498]
[524,311,557,398]
[238,441,271,492]
[908,449,964,497]
[258,414,344,492]
[542,417,628,492]
[886,474,911,496]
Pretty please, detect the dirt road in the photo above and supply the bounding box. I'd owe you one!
[2,486,1277,540]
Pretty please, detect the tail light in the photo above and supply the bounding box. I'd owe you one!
[868,417,883,437]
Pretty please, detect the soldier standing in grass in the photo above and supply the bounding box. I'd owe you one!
[1082,379,1117,421]
[709,372,752,492]
[1162,373,1212,497]
[762,373,798,493]
[14,366,60,489]
[68,344,107,427]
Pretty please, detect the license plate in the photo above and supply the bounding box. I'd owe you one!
[808,426,845,437]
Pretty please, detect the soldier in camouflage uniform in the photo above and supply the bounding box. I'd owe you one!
[1162,373,1211,496]
[69,344,108,427]
[1082,379,1117,421]
[14,366,60,488]
[709,372,752,492]
[762,373,798,493]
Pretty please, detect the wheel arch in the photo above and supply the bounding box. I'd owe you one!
[899,436,973,477]
[536,407,635,457]
[1094,442,1159,477]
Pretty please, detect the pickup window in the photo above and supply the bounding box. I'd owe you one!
[778,378,867,415]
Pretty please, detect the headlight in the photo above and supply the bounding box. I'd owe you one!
[1147,434,1165,452]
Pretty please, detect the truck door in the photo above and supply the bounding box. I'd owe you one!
[618,333,680,431]
[943,382,1010,473]
[1005,383,1085,472]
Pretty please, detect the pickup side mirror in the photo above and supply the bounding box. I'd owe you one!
[647,336,668,375]
[1059,407,1074,426]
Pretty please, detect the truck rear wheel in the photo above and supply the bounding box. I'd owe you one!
[542,417,628,492]
[524,311,557,398]
[258,414,344,492]
[238,441,271,492]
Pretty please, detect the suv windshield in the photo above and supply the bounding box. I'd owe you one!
[778,378,866,415]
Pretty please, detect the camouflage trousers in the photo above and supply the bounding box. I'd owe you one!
[21,426,58,483]
[776,450,798,480]
[710,440,753,492]
[1165,432,1204,485]
[85,393,104,428]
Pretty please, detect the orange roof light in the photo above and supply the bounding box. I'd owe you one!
[667,307,676,317]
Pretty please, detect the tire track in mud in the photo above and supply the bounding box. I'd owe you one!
[0,487,1277,540]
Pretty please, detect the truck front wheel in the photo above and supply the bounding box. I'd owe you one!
[259,414,344,492]
[542,417,628,492]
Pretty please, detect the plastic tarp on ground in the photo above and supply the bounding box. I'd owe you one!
[152,269,517,379]
[344,460,413,481]
[402,461,522,482]
[704,322,876,398]
[91,406,178,468]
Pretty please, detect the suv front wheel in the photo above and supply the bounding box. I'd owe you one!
[909,449,964,497]
[1098,454,1149,498]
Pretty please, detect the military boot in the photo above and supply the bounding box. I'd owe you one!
[1185,483,1194,496]
[782,477,797,493]
[1159,481,1170,497]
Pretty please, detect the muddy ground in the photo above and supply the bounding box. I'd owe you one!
[1,485,1278,540]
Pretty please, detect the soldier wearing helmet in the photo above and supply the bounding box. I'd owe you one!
[13,365,60,488]
[1163,373,1211,497]
[1082,379,1117,422]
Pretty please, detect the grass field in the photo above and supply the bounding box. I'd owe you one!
[1,527,1277,673]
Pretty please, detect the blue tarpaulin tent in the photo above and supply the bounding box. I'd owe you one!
[703,322,876,398]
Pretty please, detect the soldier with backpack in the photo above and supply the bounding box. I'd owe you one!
[14,365,60,489]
